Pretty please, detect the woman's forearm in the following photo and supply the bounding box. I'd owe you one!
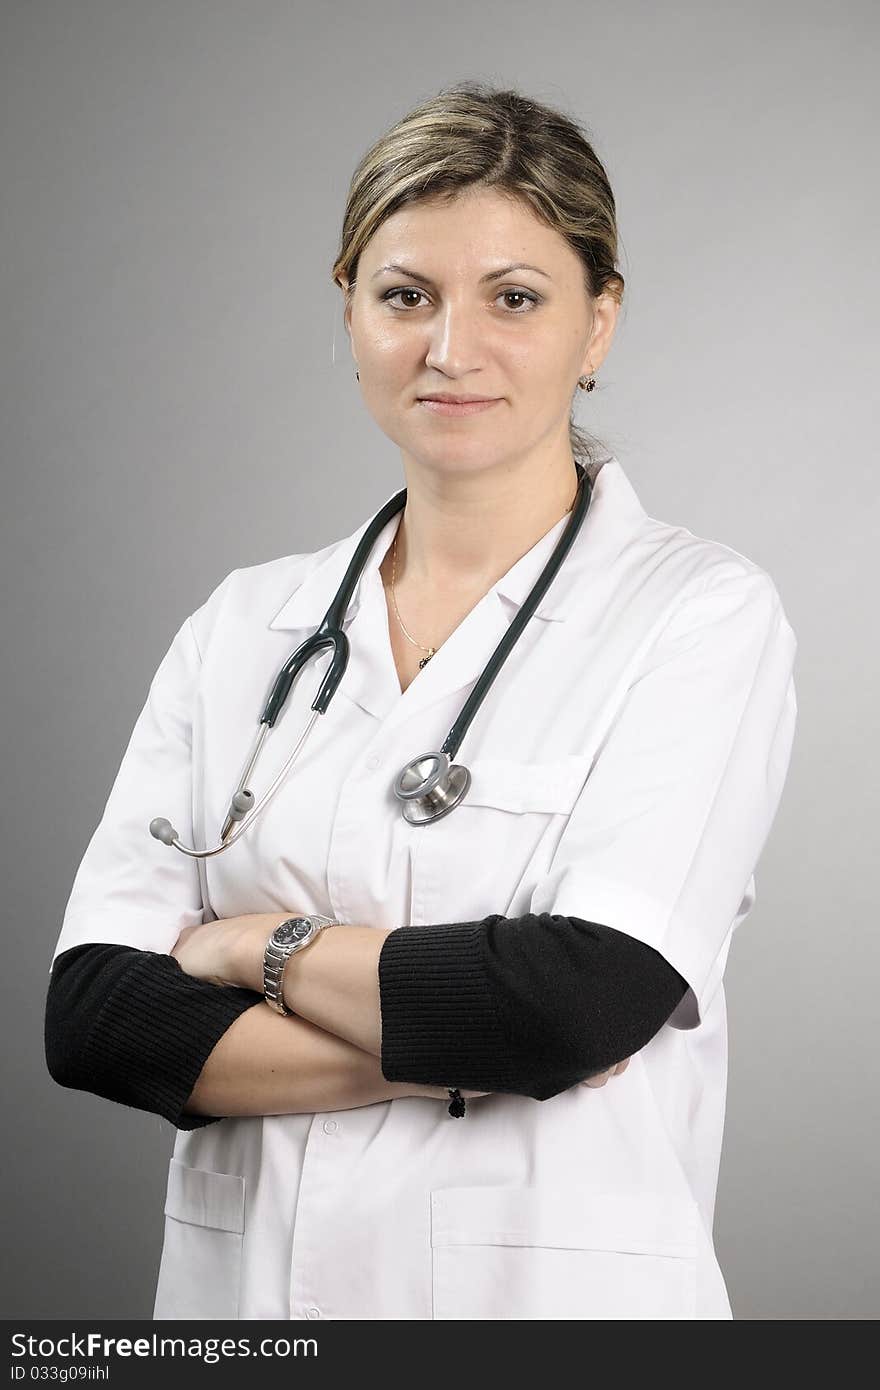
[183,997,445,1120]
[224,916,389,1058]
[216,912,687,1105]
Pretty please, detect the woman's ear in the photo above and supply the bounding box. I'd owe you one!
[583,291,621,377]
[338,277,353,339]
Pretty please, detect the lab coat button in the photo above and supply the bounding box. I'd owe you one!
[307,1307,321,1319]
[322,1119,338,1134]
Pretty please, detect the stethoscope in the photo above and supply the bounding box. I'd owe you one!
[149,461,593,857]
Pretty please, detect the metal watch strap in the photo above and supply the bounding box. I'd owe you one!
[263,915,336,1016]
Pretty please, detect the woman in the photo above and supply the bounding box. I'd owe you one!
[45,81,797,1320]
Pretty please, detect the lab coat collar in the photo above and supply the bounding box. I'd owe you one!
[268,455,646,634]
[267,456,648,724]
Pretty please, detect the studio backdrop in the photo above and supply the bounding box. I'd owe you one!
[2,0,877,1321]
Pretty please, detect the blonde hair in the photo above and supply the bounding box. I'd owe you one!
[332,80,626,483]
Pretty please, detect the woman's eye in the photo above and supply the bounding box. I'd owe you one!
[382,287,539,313]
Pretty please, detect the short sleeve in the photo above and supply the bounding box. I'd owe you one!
[528,567,798,1029]
[49,613,206,971]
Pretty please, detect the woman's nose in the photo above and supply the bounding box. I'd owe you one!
[423,305,489,374]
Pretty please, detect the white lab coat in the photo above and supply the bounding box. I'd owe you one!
[51,455,798,1320]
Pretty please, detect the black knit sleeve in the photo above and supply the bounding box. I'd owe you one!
[44,942,265,1129]
[378,914,689,1102]
[45,919,689,1124]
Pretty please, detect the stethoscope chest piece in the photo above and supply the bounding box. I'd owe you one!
[393,750,472,825]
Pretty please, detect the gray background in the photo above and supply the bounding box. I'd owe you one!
[2,0,877,1321]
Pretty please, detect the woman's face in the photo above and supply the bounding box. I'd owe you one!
[341,186,619,483]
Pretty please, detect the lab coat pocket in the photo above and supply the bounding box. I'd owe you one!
[430,1186,698,1320]
[415,755,592,923]
[153,1158,246,1321]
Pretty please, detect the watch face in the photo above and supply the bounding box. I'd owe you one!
[274,919,311,946]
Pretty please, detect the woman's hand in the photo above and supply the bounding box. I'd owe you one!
[170,918,244,987]
[581,1057,631,1087]
[459,1058,632,1100]
[170,913,290,988]
[414,1062,632,1105]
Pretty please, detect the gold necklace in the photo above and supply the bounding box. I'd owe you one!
[388,481,579,669]
[389,529,436,668]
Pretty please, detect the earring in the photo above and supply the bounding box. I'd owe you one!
[356,370,359,381]
[577,371,596,392]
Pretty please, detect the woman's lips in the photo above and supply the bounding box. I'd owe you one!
[418,398,501,417]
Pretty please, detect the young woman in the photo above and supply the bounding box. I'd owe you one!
[45,81,797,1321]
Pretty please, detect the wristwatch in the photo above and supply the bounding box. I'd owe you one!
[262,914,337,1016]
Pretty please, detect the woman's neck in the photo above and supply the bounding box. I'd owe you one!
[389,457,580,596]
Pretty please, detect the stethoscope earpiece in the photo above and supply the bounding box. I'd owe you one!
[393,751,472,825]
[229,789,255,820]
[149,817,178,846]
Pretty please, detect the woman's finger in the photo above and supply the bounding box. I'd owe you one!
[582,1069,613,1087]
[581,1057,632,1087]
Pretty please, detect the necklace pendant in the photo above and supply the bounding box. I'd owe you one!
[418,648,436,669]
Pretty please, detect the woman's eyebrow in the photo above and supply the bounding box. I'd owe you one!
[371,261,552,286]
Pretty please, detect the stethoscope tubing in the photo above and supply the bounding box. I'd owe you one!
[151,710,321,858]
[150,464,593,854]
[441,464,592,762]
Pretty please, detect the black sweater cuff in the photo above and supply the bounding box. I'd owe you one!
[378,917,523,1093]
[378,914,689,1102]
[45,944,264,1129]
